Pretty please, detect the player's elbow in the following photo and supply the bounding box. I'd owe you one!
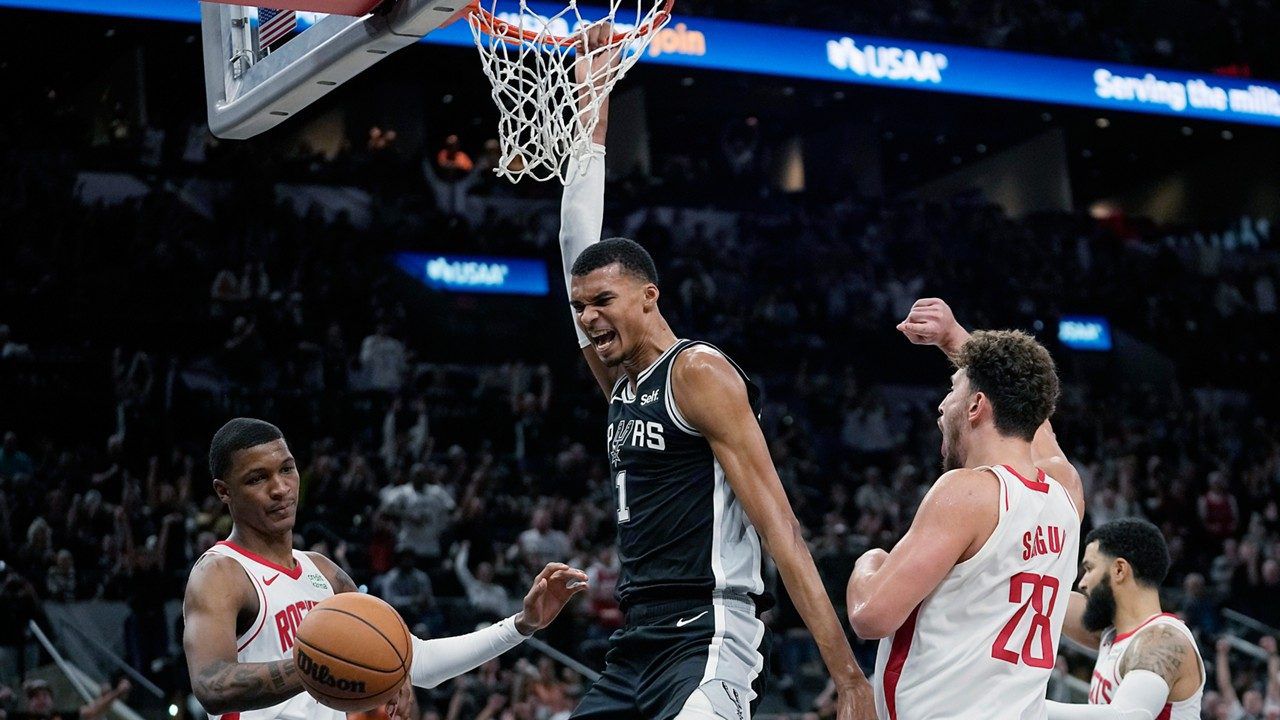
[193,688,230,716]
[847,603,900,640]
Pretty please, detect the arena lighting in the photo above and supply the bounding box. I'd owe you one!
[393,252,551,297]
[9,0,1280,127]
[1058,315,1113,351]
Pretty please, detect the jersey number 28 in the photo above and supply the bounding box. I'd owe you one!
[991,572,1060,669]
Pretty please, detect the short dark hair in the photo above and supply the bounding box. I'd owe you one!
[570,237,659,285]
[954,330,1059,441]
[1086,518,1170,587]
[209,418,284,480]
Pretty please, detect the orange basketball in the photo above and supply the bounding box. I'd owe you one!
[292,593,413,712]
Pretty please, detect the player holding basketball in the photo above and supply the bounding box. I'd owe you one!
[554,25,874,720]
[183,418,588,720]
[846,298,1085,720]
[1045,518,1204,719]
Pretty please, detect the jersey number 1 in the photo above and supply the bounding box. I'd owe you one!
[991,572,1060,669]
[615,471,630,523]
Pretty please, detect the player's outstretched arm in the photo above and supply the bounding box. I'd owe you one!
[1046,624,1198,719]
[560,23,623,399]
[671,347,875,720]
[183,555,305,715]
[846,468,996,640]
[386,562,587,718]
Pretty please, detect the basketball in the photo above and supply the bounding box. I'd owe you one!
[292,593,413,712]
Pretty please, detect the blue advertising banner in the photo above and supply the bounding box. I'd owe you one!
[7,0,1280,127]
[394,252,550,296]
[1058,315,1113,351]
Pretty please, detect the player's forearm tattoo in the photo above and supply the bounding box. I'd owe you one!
[1120,625,1187,685]
[196,659,300,712]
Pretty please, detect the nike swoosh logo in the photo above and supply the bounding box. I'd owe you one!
[263,574,280,586]
[675,611,708,628]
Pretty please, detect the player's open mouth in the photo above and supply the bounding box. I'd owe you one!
[590,330,617,352]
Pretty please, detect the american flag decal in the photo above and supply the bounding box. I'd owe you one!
[258,8,297,51]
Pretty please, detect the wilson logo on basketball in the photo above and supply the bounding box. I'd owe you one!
[296,649,367,694]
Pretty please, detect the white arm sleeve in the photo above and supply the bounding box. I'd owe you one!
[1045,671,1171,720]
[409,616,528,689]
[559,144,606,348]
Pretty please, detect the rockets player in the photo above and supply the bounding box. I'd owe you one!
[1046,518,1204,719]
[846,298,1085,720]
[183,418,588,720]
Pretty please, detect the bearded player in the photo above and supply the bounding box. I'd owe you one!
[847,298,1085,720]
[553,24,873,720]
[183,418,588,720]
[1045,518,1204,719]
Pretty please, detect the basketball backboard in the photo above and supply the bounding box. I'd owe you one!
[200,0,468,139]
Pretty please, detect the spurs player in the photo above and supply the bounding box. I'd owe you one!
[555,25,874,720]
[847,298,1085,720]
[183,418,588,720]
[1046,518,1204,720]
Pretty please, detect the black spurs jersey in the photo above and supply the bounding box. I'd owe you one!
[605,339,767,611]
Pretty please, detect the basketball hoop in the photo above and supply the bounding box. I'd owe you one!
[466,0,674,184]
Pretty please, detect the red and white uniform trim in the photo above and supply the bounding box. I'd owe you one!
[873,465,1081,720]
[200,541,344,720]
[1088,614,1204,720]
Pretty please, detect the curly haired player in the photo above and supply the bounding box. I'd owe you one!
[847,298,1086,720]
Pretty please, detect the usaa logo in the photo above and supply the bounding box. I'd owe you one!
[645,23,707,58]
[826,37,948,83]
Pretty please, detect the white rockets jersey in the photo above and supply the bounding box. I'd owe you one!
[201,541,344,720]
[1089,614,1204,720]
[874,465,1081,720]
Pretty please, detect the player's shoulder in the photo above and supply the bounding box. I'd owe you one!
[185,552,253,606]
[935,467,1001,494]
[671,343,736,383]
[1038,456,1085,516]
[1120,619,1200,680]
[304,551,358,593]
[919,468,1001,513]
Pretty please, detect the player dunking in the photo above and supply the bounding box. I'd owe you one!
[1046,518,1204,720]
[183,418,588,720]
[554,25,874,720]
[846,298,1086,720]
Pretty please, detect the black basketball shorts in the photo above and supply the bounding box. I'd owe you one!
[570,596,770,720]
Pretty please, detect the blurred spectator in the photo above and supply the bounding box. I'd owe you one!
[1202,471,1242,545]
[375,551,440,633]
[1216,637,1267,720]
[514,509,571,572]
[455,541,515,619]
[436,135,474,181]
[1180,572,1220,638]
[0,567,44,686]
[21,677,132,720]
[360,322,408,393]
[0,326,32,360]
[44,550,76,603]
[0,433,33,481]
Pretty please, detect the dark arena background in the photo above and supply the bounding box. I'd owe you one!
[1,0,1278,718]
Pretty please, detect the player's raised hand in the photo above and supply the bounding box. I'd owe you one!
[574,22,624,88]
[514,562,589,634]
[896,298,968,355]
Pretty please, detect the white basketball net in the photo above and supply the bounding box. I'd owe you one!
[467,0,672,184]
